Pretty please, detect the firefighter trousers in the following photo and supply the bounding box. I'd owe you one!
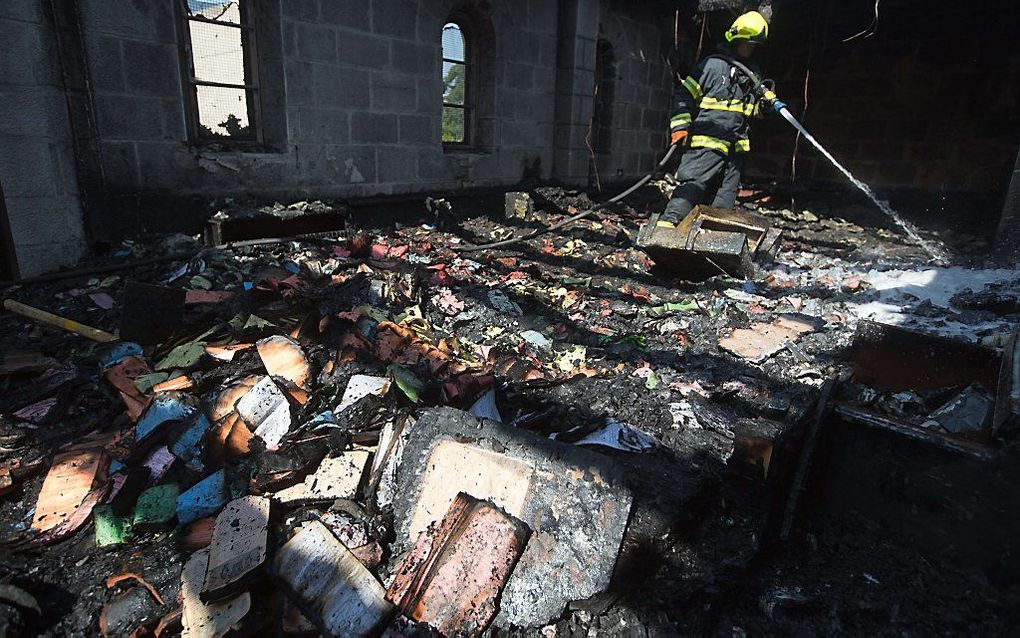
[661,147,744,224]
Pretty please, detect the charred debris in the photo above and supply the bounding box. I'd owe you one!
[1,186,1019,636]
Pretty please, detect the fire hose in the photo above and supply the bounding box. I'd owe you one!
[456,55,784,254]
[456,143,681,253]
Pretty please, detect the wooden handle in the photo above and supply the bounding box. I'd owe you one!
[4,299,118,342]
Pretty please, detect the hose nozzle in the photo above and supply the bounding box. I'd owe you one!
[762,89,788,114]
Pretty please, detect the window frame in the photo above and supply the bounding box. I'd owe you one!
[441,18,474,150]
[176,0,263,149]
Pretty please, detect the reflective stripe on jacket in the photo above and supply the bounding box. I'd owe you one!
[670,50,763,154]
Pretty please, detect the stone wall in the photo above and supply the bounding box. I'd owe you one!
[746,1,1020,198]
[555,0,677,189]
[589,1,675,186]
[80,0,562,234]
[0,0,86,277]
[13,0,1015,273]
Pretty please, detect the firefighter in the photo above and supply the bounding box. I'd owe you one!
[656,10,774,230]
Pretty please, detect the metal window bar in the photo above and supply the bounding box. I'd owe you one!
[442,58,471,146]
[443,104,471,146]
[178,0,261,144]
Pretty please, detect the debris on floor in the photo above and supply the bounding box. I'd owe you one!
[638,205,782,279]
[180,547,251,637]
[1,188,1018,635]
[202,495,269,601]
[386,491,530,635]
[274,520,394,637]
[718,313,820,363]
[391,407,633,628]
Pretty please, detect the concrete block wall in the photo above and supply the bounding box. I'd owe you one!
[591,0,674,184]
[745,2,1020,198]
[76,0,562,234]
[0,0,716,270]
[552,0,599,184]
[0,0,86,276]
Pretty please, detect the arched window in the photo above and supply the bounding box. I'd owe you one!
[442,21,471,145]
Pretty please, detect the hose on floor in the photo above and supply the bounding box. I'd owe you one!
[455,143,680,253]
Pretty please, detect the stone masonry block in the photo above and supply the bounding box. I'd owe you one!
[5,195,84,253]
[371,71,417,112]
[501,121,538,148]
[285,60,315,106]
[569,72,595,98]
[641,108,662,130]
[122,41,181,97]
[295,108,349,144]
[0,17,59,87]
[539,36,557,68]
[417,148,454,181]
[372,0,417,39]
[505,62,535,91]
[416,81,442,113]
[398,114,436,146]
[256,1,284,58]
[100,141,140,189]
[136,142,204,191]
[634,84,651,106]
[0,139,64,198]
[526,0,558,30]
[390,39,433,75]
[321,144,376,185]
[87,35,125,92]
[282,20,298,57]
[553,147,588,183]
[295,22,337,63]
[80,1,175,43]
[0,86,67,138]
[15,239,85,278]
[313,64,369,108]
[532,69,557,95]
[376,146,417,182]
[49,142,79,197]
[0,0,43,21]
[282,0,320,22]
[320,1,370,31]
[503,32,541,63]
[495,89,518,119]
[391,408,633,629]
[160,97,188,140]
[350,112,397,144]
[337,30,390,68]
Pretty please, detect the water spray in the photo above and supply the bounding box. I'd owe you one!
[724,56,949,263]
[460,55,949,263]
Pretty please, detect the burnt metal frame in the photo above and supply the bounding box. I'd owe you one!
[176,0,262,147]
[0,180,19,280]
[442,18,474,149]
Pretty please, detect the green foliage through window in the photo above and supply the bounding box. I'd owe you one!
[442,63,466,143]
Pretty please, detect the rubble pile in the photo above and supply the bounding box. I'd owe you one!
[1,188,1019,635]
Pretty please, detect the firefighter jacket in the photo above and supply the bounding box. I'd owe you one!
[670,48,764,156]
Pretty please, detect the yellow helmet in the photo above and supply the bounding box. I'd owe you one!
[725,11,769,44]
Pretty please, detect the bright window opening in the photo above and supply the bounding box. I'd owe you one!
[181,0,259,143]
[442,22,470,145]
